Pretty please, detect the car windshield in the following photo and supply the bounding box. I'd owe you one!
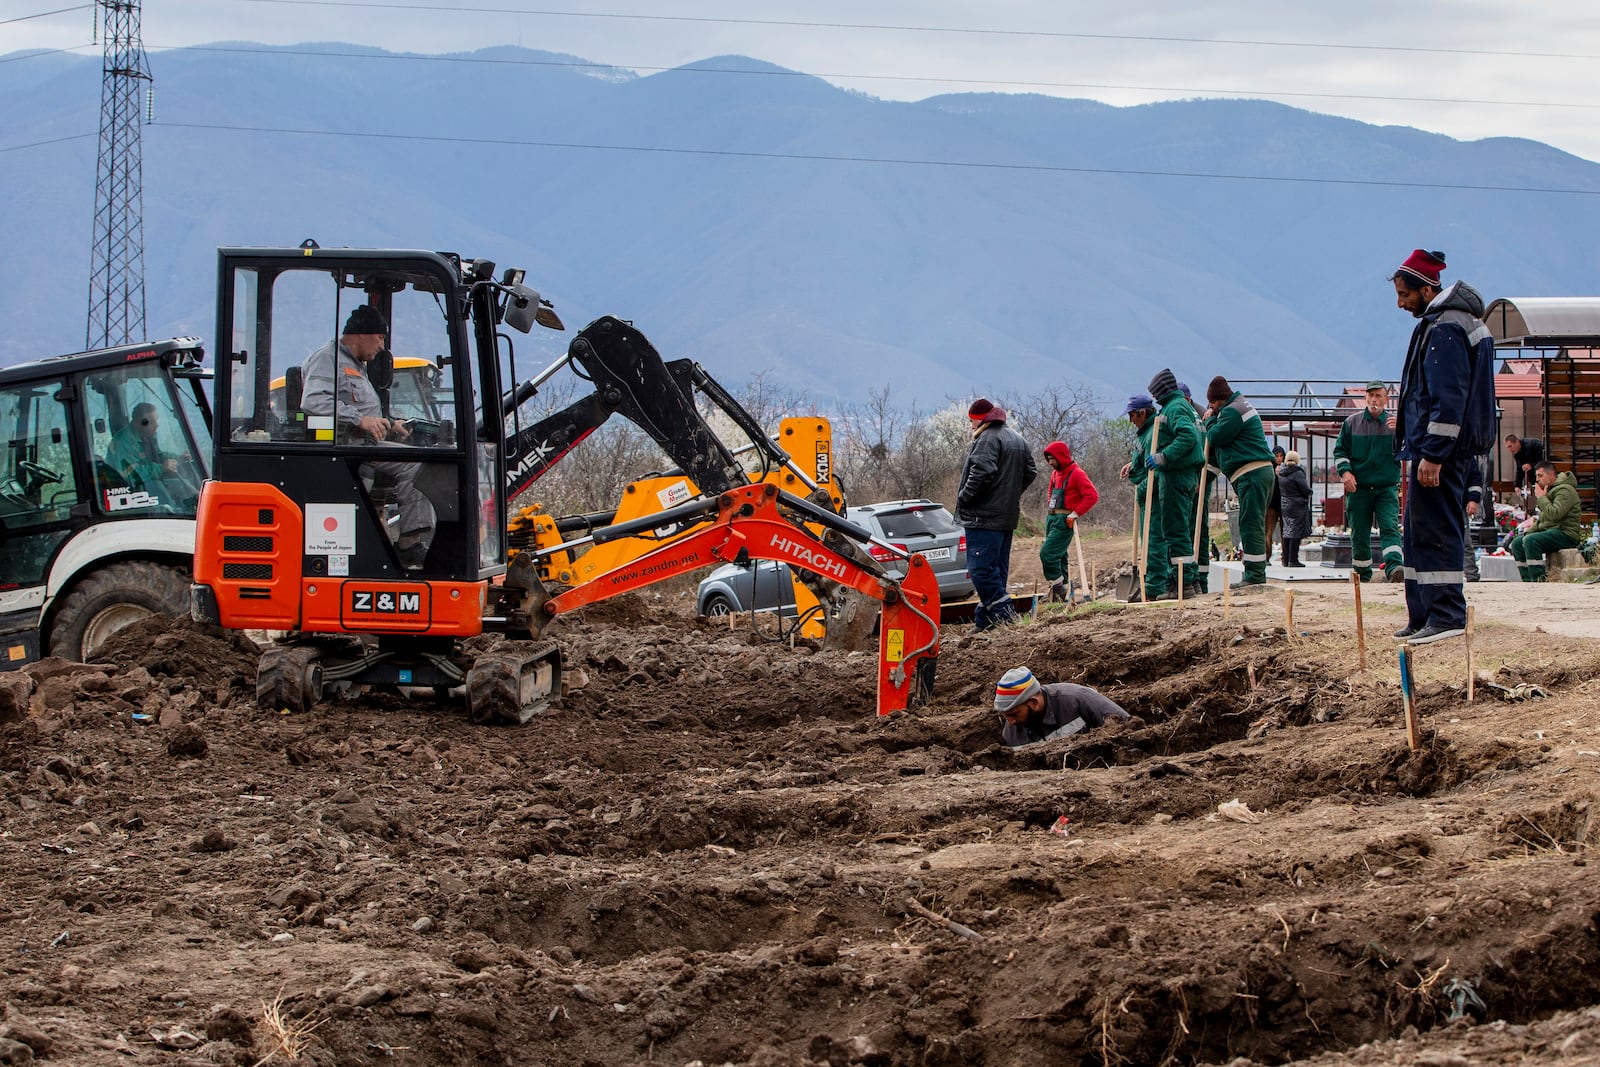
[873,505,958,539]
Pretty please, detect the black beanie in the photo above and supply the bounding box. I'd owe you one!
[1149,368,1178,401]
[343,304,388,336]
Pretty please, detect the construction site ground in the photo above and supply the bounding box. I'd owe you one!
[5,530,1600,1066]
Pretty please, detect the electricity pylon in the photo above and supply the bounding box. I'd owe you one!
[86,0,152,351]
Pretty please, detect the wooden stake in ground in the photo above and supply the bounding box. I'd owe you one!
[1284,588,1295,635]
[1187,438,1212,605]
[1139,415,1163,604]
[1223,576,1232,621]
[1351,571,1366,672]
[1466,606,1476,703]
[1072,521,1091,603]
[1399,645,1421,751]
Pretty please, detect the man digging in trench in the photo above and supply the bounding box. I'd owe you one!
[994,666,1130,747]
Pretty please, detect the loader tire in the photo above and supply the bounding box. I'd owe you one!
[48,561,191,663]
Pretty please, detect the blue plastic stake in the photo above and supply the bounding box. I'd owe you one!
[1399,645,1421,751]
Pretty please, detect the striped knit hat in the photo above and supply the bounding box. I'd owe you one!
[994,666,1043,712]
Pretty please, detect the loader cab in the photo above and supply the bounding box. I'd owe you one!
[209,248,508,582]
[0,341,211,578]
[1,339,211,667]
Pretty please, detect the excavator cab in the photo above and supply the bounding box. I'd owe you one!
[198,247,519,586]
[192,245,569,720]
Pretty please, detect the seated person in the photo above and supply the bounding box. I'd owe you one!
[1509,461,1582,582]
[104,403,198,506]
[994,666,1131,747]
[301,305,435,569]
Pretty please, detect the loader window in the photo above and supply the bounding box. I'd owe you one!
[84,363,206,515]
[0,379,78,587]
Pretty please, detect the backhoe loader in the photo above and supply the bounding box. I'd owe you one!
[191,244,939,723]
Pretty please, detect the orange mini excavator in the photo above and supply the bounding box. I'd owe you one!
[191,244,939,723]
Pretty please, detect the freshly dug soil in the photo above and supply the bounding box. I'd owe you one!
[4,545,1600,1066]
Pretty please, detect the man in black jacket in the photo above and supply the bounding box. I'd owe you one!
[956,399,1037,631]
[1505,434,1544,498]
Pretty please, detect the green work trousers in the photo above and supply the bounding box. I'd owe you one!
[1134,477,1158,593]
[1233,465,1274,584]
[1345,486,1402,581]
[1193,473,1214,592]
[1040,514,1076,583]
[1511,528,1579,581]
[1147,465,1198,597]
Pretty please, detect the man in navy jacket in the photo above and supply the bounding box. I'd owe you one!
[1389,249,1497,645]
[956,399,1038,631]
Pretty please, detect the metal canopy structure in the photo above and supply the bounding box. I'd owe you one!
[1481,297,1600,519]
[1485,297,1600,347]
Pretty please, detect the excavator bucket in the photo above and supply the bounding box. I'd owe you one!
[876,555,941,716]
[822,588,880,652]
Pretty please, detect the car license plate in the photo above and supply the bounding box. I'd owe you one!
[922,547,953,561]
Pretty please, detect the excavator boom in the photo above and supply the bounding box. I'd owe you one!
[525,483,939,716]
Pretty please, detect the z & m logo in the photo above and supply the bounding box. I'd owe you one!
[350,589,423,614]
[343,584,430,628]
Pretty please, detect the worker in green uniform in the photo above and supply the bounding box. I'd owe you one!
[1333,380,1404,582]
[1144,368,1204,600]
[1118,394,1157,602]
[1203,376,1277,588]
[1179,383,1213,593]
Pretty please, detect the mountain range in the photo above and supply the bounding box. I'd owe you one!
[5,43,1600,408]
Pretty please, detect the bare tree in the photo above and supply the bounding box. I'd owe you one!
[504,367,1136,541]
[835,386,968,505]
[505,373,669,517]
[977,383,1112,525]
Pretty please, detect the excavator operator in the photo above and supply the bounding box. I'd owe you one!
[302,304,436,569]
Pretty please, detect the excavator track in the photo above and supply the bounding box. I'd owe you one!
[256,646,323,715]
[465,639,563,725]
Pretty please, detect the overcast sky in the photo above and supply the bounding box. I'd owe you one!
[9,1,1600,163]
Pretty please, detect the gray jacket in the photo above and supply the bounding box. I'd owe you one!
[1002,683,1130,747]
[302,341,382,430]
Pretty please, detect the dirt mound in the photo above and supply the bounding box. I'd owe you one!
[92,614,263,694]
[4,589,1600,1065]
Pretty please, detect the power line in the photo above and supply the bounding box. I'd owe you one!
[0,131,94,153]
[149,119,1600,196]
[0,43,92,63]
[0,3,91,25]
[230,0,1600,63]
[136,43,1600,113]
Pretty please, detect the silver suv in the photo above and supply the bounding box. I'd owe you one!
[694,499,973,618]
[846,500,974,601]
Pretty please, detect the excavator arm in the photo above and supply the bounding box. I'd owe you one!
[504,316,798,501]
[517,483,940,717]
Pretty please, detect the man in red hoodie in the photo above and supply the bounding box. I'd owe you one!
[1040,441,1099,602]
